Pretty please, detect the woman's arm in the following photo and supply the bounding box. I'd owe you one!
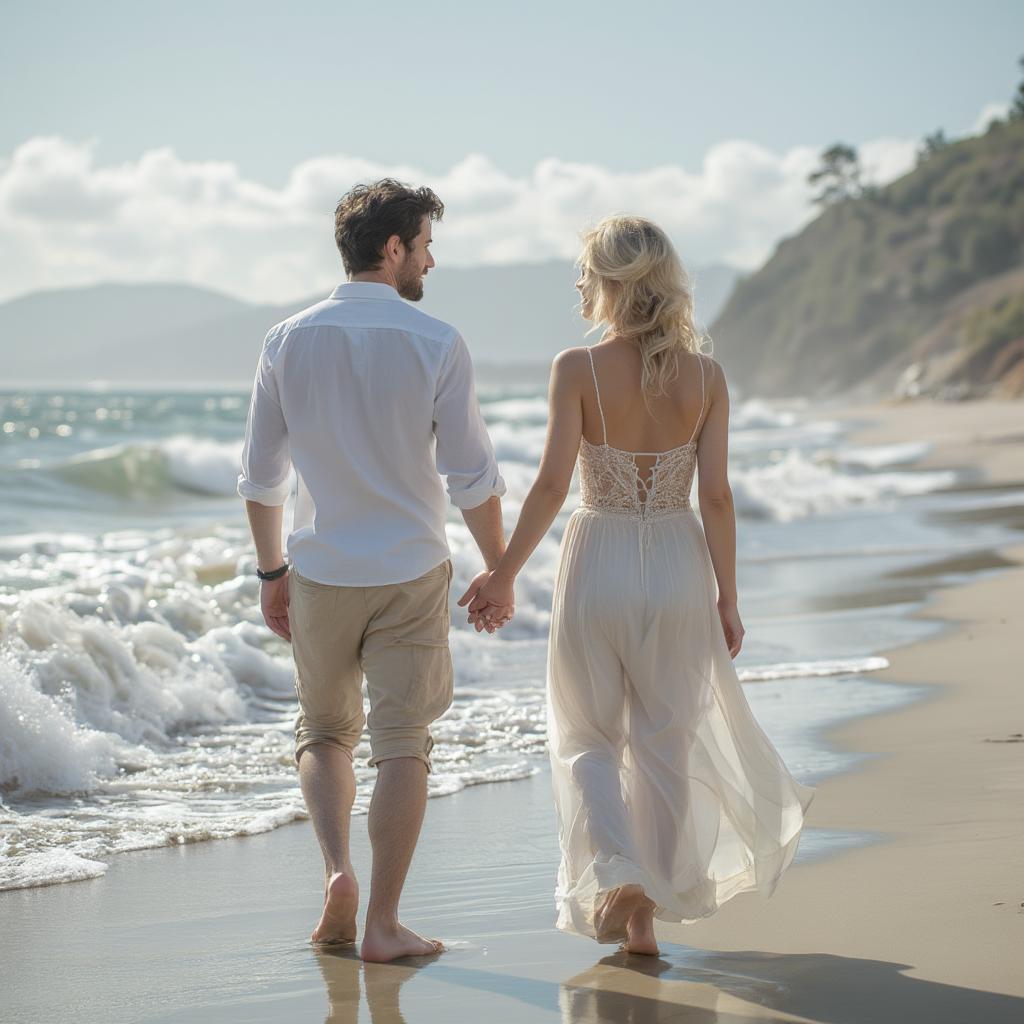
[695,361,744,656]
[458,349,584,623]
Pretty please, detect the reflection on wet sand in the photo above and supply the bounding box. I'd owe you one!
[564,948,1024,1024]
[316,944,440,1024]
[314,942,1024,1024]
[559,950,786,1024]
[315,947,362,1023]
[313,942,793,1023]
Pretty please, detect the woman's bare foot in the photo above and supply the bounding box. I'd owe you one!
[360,920,444,963]
[594,884,647,943]
[623,898,659,955]
[311,872,359,945]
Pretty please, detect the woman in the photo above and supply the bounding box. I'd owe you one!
[462,216,814,954]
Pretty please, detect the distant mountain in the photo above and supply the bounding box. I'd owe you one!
[0,261,738,387]
[711,118,1024,399]
[0,283,251,383]
[688,264,740,332]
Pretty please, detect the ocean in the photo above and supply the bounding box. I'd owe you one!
[1,377,1018,891]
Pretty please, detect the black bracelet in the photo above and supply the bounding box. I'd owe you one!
[256,563,289,581]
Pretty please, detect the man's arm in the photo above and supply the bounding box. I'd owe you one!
[238,336,293,641]
[434,334,507,568]
[460,496,505,571]
[245,500,285,573]
[244,500,291,642]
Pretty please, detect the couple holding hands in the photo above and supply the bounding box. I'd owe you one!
[239,178,812,963]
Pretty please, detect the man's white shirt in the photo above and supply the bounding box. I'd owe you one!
[238,282,506,586]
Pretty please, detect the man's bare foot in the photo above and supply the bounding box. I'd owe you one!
[311,872,359,945]
[594,884,647,943]
[360,920,444,963]
[623,899,659,955]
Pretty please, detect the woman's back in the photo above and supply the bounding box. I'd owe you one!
[581,343,711,454]
[578,342,714,515]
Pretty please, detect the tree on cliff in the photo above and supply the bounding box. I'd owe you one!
[917,129,948,164]
[1012,55,1024,121]
[808,144,862,207]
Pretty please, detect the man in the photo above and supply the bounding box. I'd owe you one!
[238,179,509,963]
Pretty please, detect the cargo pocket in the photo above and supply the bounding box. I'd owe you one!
[389,627,453,721]
[364,561,454,730]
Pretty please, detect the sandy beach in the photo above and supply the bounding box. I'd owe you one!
[3,397,1023,1023]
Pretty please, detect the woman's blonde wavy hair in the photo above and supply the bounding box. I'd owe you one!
[578,216,706,402]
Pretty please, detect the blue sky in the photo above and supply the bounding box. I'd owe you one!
[3,0,1019,177]
[1,0,1020,302]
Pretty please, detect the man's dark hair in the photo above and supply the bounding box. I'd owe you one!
[334,179,445,275]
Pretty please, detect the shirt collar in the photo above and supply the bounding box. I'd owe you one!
[329,282,403,302]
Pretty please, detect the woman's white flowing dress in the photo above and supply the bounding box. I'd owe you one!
[548,350,814,939]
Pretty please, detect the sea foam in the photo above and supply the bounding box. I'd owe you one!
[730,450,956,521]
[0,388,979,891]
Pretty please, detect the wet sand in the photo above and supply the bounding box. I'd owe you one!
[3,396,1024,1023]
[2,768,823,1023]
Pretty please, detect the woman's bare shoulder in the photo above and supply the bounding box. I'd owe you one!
[696,351,727,389]
[551,346,592,378]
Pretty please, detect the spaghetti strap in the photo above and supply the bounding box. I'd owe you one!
[586,347,608,445]
[687,353,710,446]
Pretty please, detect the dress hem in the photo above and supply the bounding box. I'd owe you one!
[553,781,815,940]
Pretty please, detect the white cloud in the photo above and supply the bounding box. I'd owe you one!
[972,102,1010,134]
[0,111,987,305]
[859,137,920,187]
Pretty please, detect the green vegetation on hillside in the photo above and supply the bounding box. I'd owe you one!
[713,102,1024,398]
[960,292,1024,393]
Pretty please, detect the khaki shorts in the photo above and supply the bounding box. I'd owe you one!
[288,559,454,772]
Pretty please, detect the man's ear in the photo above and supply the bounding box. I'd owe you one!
[383,233,404,262]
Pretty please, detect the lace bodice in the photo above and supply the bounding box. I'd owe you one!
[578,347,708,520]
[579,437,697,518]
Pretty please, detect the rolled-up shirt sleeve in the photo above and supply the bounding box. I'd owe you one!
[237,336,293,506]
[433,333,506,510]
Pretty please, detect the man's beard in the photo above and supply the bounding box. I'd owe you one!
[396,255,424,301]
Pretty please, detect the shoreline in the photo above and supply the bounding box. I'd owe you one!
[660,398,1024,1002]
[1,397,1022,1021]
[665,548,1024,990]
[826,396,1024,486]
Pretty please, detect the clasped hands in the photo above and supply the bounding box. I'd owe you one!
[457,569,515,634]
